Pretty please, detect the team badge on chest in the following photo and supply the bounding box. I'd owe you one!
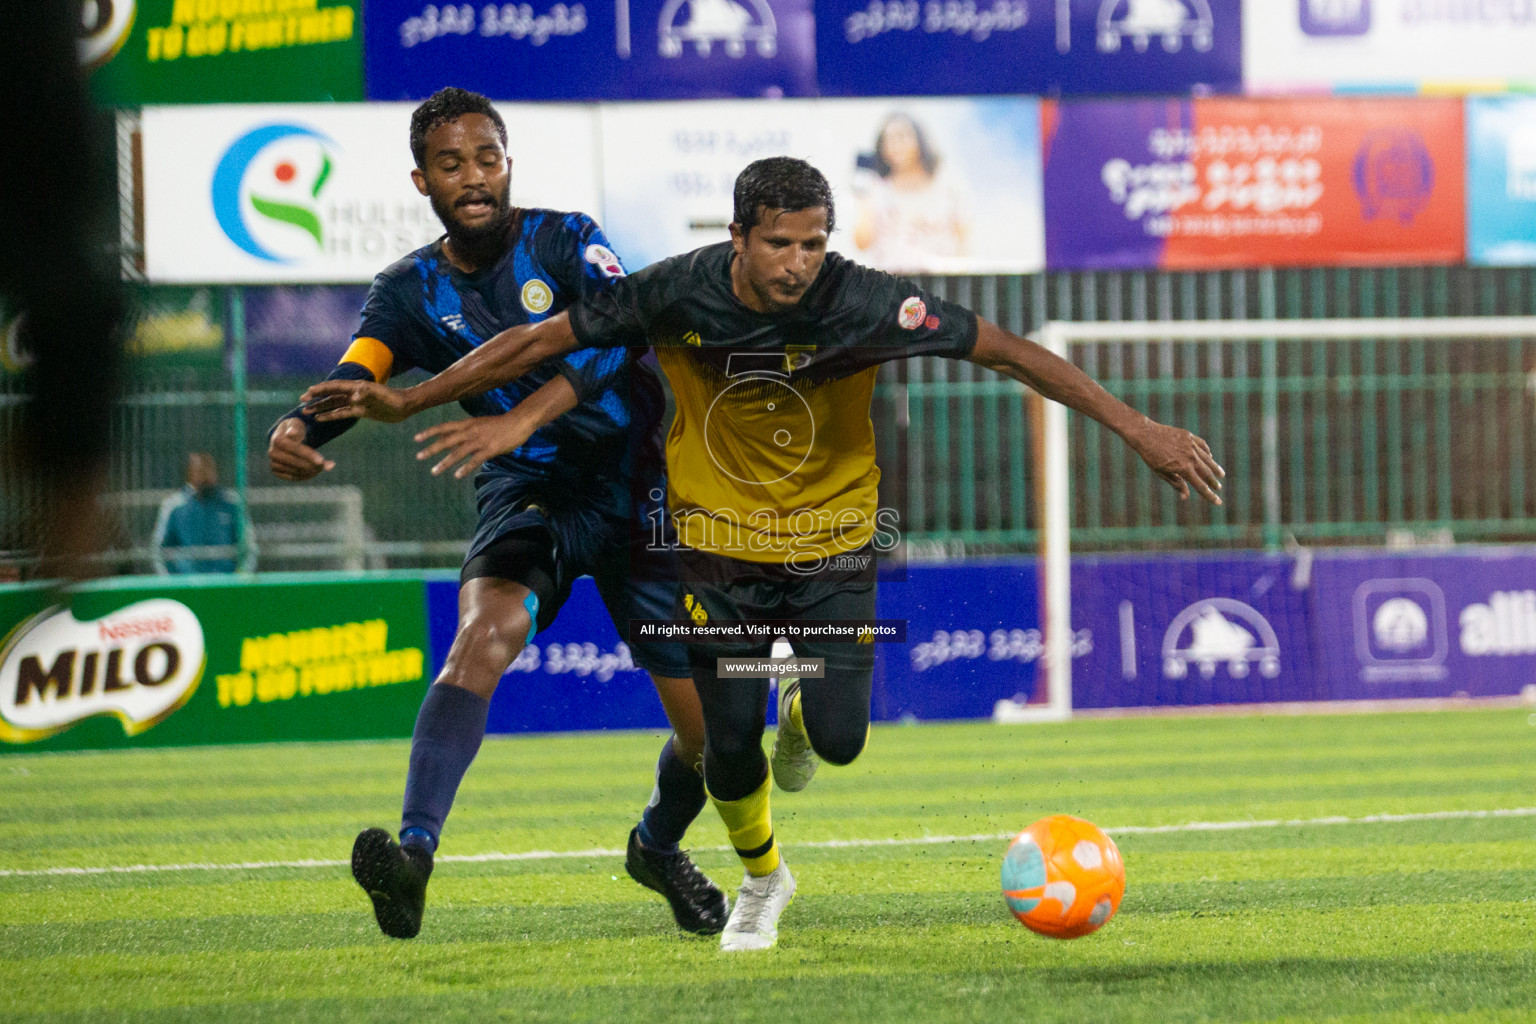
[521,279,554,315]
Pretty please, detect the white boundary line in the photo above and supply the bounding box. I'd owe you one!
[4,807,1533,880]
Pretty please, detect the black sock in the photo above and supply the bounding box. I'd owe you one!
[636,737,706,854]
[399,683,490,852]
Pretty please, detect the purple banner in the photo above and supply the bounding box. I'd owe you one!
[426,577,671,734]
[1310,549,1536,701]
[1069,553,1322,709]
[244,286,369,377]
[817,0,1241,98]
[419,547,1536,735]
[364,0,818,101]
[1042,99,1185,270]
[873,561,1046,721]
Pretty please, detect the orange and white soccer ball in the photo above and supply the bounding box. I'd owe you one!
[1000,815,1126,938]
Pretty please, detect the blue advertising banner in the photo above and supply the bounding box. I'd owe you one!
[1069,553,1322,709]
[872,562,1048,721]
[364,0,817,101]
[426,577,674,733]
[1467,98,1536,267]
[428,564,1052,731]
[816,0,1241,98]
[421,547,1536,735]
[1310,549,1536,702]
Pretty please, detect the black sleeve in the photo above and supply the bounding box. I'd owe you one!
[270,361,375,449]
[270,275,418,448]
[567,257,677,351]
[834,259,979,363]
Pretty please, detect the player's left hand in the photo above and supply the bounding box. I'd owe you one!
[301,379,414,423]
[414,413,538,479]
[1128,420,1225,505]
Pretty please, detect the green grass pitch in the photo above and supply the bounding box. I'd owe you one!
[3,708,1534,1022]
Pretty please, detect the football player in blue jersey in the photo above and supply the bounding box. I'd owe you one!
[267,88,726,940]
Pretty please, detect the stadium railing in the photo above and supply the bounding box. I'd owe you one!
[8,266,1536,575]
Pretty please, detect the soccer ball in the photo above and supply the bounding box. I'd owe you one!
[1000,815,1125,939]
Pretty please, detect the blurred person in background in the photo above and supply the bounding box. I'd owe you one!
[151,452,257,575]
[852,113,971,274]
[0,1,123,579]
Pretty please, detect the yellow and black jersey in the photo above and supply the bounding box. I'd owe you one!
[567,242,978,563]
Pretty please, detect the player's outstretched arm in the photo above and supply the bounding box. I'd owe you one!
[268,416,335,481]
[413,375,580,480]
[302,313,581,424]
[967,318,1225,504]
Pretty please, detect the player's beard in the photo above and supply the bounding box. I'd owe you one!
[431,178,515,257]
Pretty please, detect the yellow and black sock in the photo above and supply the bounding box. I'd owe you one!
[709,774,779,877]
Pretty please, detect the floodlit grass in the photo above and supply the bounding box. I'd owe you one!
[3,709,1533,1022]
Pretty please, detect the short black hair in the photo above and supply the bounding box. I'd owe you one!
[733,157,836,235]
[409,88,507,169]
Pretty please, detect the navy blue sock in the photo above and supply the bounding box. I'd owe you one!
[400,683,491,852]
[636,737,706,854]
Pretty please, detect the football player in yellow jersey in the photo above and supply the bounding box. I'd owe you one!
[304,157,1225,952]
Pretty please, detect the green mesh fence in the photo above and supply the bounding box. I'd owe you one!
[4,265,1536,574]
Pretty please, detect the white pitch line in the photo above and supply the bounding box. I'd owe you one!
[3,807,1533,880]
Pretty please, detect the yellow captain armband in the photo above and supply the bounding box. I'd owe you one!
[339,337,394,382]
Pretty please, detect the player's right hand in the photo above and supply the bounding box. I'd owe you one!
[302,379,414,423]
[268,417,334,481]
[1128,419,1224,505]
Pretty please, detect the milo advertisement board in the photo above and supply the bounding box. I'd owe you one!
[0,574,428,752]
[80,0,364,104]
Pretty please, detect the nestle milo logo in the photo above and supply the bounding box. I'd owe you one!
[0,600,206,743]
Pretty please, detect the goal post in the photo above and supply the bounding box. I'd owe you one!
[1023,315,1536,722]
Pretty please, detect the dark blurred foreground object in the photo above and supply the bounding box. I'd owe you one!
[0,1,124,579]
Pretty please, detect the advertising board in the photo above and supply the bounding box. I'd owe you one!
[601,97,1043,274]
[1044,97,1464,270]
[0,575,430,753]
[82,0,364,104]
[140,103,601,283]
[817,0,1241,97]
[363,0,817,101]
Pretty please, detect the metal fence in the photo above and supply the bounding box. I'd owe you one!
[882,264,1536,554]
[5,264,1536,573]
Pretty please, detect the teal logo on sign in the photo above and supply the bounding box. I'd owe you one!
[211,124,336,263]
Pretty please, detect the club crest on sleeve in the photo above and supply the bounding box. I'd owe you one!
[584,244,625,278]
[521,279,554,314]
[898,296,927,331]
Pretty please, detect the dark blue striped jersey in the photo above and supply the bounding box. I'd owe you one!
[347,209,663,486]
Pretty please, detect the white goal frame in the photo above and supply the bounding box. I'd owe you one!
[1020,315,1536,723]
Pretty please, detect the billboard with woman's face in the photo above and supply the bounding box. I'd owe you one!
[600,96,1044,274]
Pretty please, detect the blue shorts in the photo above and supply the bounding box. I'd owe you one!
[462,468,689,679]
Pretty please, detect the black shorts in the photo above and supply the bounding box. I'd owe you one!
[460,467,689,679]
[675,543,878,678]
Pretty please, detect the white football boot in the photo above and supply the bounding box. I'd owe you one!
[720,859,796,951]
[770,677,818,792]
